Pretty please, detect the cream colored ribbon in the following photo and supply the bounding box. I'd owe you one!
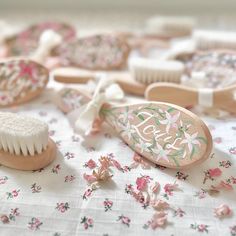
[68,73,124,136]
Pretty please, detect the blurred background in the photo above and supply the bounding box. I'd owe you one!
[0,0,236,32]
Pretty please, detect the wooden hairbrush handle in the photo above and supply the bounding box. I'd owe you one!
[146,82,236,112]
[53,68,146,96]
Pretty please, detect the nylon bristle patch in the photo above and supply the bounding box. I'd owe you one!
[129,58,184,85]
[0,112,48,156]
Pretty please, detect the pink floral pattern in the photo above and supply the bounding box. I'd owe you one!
[0,84,236,235]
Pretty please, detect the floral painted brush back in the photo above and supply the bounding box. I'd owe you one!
[102,102,211,168]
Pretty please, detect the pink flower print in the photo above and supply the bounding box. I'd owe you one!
[209,168,222,177]
[28,217,43,230]
[230,176,236,184]
[52,164,61,174]
[82,188,94,200]
[64,152,75,160]
[80,216,93,230]
[104,198,113,212]
[125,184,134,194]
[214,204,232,218]
[56,202,70,213]
[0,215,9,224]
[180,132,201,153]
[136,176,149,191]
[160,111,180,133]
[151,199,169,210]
[219,160,232,168]
[203,169,219,184]
[8,208,20,221]
[84,159,97,169]
[214,137,222,144]
[18,61,35,79]
[64,175,76,183]
[0,176,8,184]
[176,171,189,181]
[117,215,131,227]
[230,225,236,236]
[6,189,20,199]
[190,223,209,233]
[229,147,236,155]
[173,208,186,217]
[31,183,42,193]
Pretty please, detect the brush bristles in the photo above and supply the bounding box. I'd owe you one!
[0,112,48,156]
[194,30,236,50]
[129,58,184,85]
[146,16,195,37]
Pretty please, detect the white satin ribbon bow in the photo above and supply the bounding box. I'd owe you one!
[68,73,124,136]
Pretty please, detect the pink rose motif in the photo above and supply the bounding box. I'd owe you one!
[121,216,130,225]
[209,168,222,177]
[86,159,97,169]
[87,218,93,225]
[12,190,19,197]
[136,176,150,191]
[198,224,207,232]
[151,199,169,210]
[214,204,232,218]
[150,211,168,229]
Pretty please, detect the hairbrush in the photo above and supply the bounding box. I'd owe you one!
[51,33,130,70]
[145,82,236,114]
[4,21,76,57]
[0,112,56,170]
[56,78,212,169]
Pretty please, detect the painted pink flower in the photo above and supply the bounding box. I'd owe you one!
[85,159,97,169]
[150,211,168,229]
[198,224,208,232]
[229,147,236,155]
[136,176,148,191]
[160,111,180,133]
[214,204,232,218]
[151,199,169,210]
[209,168,222,177]
[12,190,19,197]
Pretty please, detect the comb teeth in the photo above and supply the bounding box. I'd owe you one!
[0,112,48,156]
[129,58,184,85]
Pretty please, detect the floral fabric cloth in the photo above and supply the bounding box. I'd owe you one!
[0,84,236,236]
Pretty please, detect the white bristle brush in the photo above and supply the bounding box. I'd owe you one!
[0,112,56,170]
[194,30,236,50]
[129,57,184,84]
[146,16,195,38]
